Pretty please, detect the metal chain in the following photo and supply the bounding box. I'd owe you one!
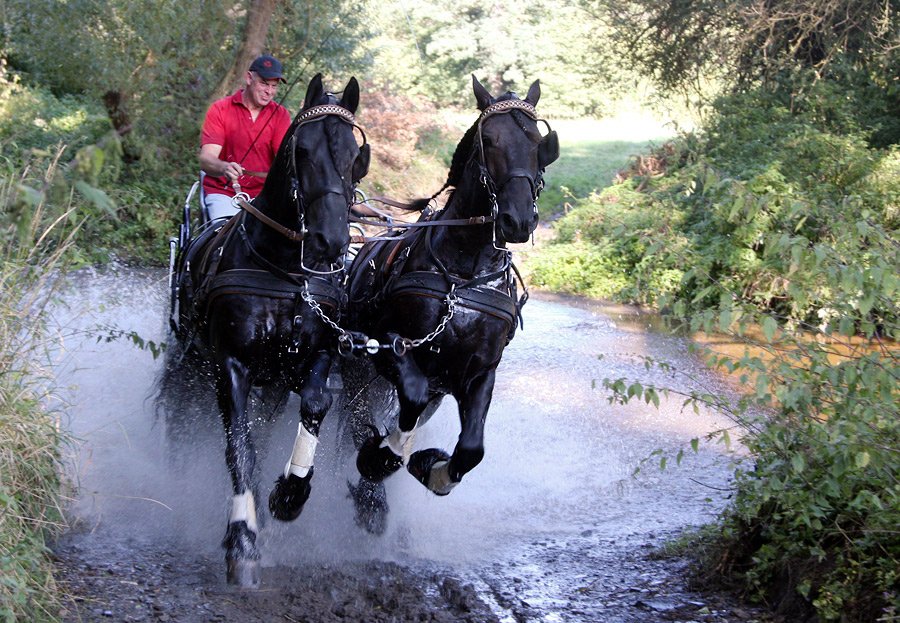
[303,279,459,357]
[404,290,458,349]
[301,284,348,337]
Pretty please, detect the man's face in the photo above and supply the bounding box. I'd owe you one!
[245,71,280,109]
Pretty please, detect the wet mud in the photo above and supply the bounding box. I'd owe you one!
[53,268,777,622]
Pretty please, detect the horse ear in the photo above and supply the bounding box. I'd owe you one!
[538,130,559,169]
[525,79,541,107]
[341,77,360,114]
[472,75,494,111]
[303,73,325,110]
[353,143,370,182]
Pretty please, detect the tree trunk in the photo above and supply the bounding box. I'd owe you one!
[208,0,277,104]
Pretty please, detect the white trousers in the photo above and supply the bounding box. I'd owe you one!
[205,192,240,222]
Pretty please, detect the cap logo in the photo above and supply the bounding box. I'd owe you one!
[264,61,272,68]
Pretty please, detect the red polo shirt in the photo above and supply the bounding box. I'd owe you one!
[201,89,292,198]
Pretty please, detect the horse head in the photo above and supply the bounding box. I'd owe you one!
[276,73,370,267]
[470,76,559,244]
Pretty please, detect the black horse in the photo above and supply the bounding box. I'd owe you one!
[342,76,559,531]
[169,73,369,587]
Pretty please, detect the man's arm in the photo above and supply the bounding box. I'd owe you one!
[199,143,243,185]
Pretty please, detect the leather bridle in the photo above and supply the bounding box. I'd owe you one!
[237,103,368,244]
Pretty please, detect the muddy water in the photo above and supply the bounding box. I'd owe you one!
[54,267,766,623]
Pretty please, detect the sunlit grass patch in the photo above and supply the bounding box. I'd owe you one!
[540,114,676,216]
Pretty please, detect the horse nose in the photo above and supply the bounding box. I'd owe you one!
[308,230,347,261]
[498,206,538,244]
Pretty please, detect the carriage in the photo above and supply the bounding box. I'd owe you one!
[163,75,558,588]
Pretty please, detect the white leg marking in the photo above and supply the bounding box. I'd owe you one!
[428,460,458,495]
[381,425,417,465]
[230,491,258,533]
[284,422,318,479]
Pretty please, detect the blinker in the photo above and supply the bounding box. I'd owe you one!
[539,131,560,168]
[354,144,371,183]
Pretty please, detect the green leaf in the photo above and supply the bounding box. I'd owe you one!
[74,180,116,215]
[762,316,777,342]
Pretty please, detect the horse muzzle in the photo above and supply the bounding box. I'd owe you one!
[496,179,539,243]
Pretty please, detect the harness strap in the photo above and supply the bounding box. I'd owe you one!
[349,212,492,230]
[206,268,340,311]
[195,214,243,305]
[238,198,305,242]
[389,271,518,331]
[238,225,307,289]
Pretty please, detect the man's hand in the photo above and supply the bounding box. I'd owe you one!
[200,143,242,187]
[221,160,243,184]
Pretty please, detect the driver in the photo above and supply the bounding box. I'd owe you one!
[199,54,292,221]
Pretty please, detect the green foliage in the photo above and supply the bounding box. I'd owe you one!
[594,0,900,106]
[0,155,76,623]
[540,80,900,621]
[365,0,639,117]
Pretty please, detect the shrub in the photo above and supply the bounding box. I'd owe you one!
[569,83,900,622]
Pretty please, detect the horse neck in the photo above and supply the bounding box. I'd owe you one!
[244,156,299,247]
[431,165,505,276]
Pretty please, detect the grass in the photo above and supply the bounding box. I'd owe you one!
[0,151,75,623]
[540,114,676,216]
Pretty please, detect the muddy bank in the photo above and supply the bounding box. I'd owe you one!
[55,530,778,623]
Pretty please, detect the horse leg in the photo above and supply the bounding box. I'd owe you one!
[216,356,261,588]
[268,349,333,521]
[408,369,494,496]
[356,345,430,482]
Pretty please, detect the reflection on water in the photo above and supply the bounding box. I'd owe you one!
[55,267,745,569]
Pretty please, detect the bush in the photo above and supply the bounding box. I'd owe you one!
[563,83,900,621]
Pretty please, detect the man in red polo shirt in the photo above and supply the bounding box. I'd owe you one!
[199,54,293,221]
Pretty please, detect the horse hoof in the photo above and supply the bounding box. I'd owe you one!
[226,558,260,589]
[222,520,260,588]
[407,448,454,496]
[356,435,403,481]
[347,478,389,536]
[268,468,314,522]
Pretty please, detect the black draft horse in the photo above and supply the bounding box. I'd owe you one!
[342,76,559,531]
[170,74,369,587]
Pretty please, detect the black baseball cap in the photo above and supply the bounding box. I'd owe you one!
[249,55,286,83]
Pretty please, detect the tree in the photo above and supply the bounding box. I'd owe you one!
[590,0,900,96]
[209,0,278,104]
[364,0,637,116]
